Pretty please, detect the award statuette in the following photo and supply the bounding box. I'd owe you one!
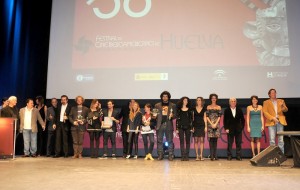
[77,115,85,125]
[169,108,173,120]
[152,108,159,117]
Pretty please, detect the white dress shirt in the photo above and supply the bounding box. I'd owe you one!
[24,107,33,129]
[60,104,68,122]
[231,107,236,118]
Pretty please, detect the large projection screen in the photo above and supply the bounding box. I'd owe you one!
[47,0,300,99]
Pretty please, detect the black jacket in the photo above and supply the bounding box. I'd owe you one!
[223,107,245,133]
[176,108,193,130]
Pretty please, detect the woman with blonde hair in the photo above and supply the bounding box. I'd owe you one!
[126,102,142,159]
[87,99,103,158]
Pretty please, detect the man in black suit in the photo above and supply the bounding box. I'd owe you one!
[101,100,120,159]
[154,91,176,161]
[223,97,245,161]
[54,95,71,158]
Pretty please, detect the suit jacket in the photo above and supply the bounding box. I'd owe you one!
[223,107,245,133]
[263,99,288,126]
[56,103,71,130]
[119,105,130,132]
[19,107,45,133]
[0,106,19,119]
[128,112,142,130]
[102,108,120,132]
[69,105,89,131]
[47,106,58,131]
[155,102,176,130]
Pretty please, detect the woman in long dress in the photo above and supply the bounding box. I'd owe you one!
[247,95,264,157]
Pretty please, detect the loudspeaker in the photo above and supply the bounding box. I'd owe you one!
[250,145,287,166]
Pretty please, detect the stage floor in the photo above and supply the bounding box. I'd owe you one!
[0,157,299,190]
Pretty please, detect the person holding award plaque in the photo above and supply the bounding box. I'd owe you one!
[101,100,120,159]
[87,99,103,158]
[69,96,89,159]
[176,97,193,161]
[141,103,156,160]
[126,102,142,159]
[154,91,176,161]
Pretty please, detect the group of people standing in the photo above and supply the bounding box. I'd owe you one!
[0,88,288,161]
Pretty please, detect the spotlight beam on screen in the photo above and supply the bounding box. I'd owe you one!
[46,0,300,99]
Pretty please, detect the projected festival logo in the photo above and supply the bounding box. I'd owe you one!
[241,0,290,66]
[72,0,291,69]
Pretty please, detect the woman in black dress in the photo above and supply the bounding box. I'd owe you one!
[87,99,103,158]
[176,97,193,161]
[192,97,207,161]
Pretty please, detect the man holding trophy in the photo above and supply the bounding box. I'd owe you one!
[154,91,176,161]
[69,96,89,159]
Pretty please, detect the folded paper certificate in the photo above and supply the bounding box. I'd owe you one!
[102,117,113,129]
[141,126,154,134]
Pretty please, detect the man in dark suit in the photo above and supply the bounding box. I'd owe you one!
[223,97,245,161]
[46,98,58,157]
[69,96,89,159]
[101,100,120,159]
[154,91,176,161]
[54,95,71,158]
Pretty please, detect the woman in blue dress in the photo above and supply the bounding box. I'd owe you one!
[246,95,264,158]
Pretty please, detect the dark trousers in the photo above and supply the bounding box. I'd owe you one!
[157,123,174,157]
[103,132,116,155]
[127,132,138,156]
[47,130,55,155]
[122,131,131,156]
[37,125,47,155]
[55,122,69,156]
[71,129,85,155]
[178,128,191,157]
[142,133,154,155]
[209,138,218,159]
[89,131,101,157]
[227,130,242,157]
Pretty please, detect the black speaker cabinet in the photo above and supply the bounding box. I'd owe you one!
[250,145,287,166]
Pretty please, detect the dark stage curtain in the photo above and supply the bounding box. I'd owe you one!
[0,0,52,106]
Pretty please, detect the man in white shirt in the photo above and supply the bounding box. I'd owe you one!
[19,98,45,157]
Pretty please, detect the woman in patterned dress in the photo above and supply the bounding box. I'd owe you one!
[206,93,222,161]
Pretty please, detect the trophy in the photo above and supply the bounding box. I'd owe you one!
[152,108,159,117]
[169,108,173,120]
[77,115,84,125]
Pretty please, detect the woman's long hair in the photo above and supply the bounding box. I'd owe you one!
[177,96,190,109]
[129,102,140,121]
[90,99,100,110]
